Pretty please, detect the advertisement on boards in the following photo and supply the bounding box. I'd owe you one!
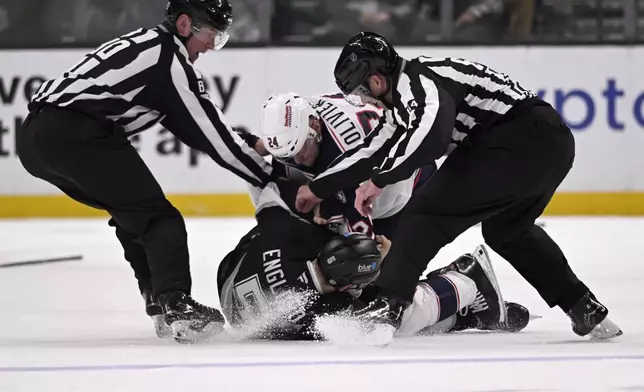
[1,47,643,207]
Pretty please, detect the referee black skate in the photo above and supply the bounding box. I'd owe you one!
[17,0,273,343]
[295,32,621,339]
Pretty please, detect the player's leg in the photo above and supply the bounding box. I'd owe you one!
[397,268,477,337]
[425,246,507,327]
[402,245,531,336]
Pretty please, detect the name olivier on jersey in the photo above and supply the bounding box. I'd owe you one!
[312,99,363,148]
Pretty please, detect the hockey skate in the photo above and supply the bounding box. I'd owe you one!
[142,289,172,339]
[502,302,532,332]
[424,245,533,332]
[159,291,226,344]
[353,296,409,329]
[351,295,410,345]
[567,292,622,340]
[451,301,531,333]
[449,245,508,329]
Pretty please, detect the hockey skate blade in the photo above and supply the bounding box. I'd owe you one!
[473,245,507,324]
[170,320,225,344]
[151,315,172,339]
[589,318,623,340]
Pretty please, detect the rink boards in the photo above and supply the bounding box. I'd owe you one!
[1,46,644,216]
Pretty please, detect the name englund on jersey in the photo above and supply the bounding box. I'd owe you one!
[310,95,381,153]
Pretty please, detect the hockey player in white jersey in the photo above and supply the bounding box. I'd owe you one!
[256,92,436,238]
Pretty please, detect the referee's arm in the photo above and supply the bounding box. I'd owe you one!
[371,73,455,188]
[161,53,273,188]
[309,115,403,200]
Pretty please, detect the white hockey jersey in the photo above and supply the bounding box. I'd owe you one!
[287,93,420,220]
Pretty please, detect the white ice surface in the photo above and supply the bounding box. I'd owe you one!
[0,217,642,391]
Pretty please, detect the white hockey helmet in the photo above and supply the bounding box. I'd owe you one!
[259,93,319,159]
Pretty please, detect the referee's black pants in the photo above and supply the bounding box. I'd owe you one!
[17,105,191,297]
[377,101,589,313]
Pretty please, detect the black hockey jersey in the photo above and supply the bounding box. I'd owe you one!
[216,206,360,340]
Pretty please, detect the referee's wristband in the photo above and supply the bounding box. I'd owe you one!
[243,133,260,148]
[371,169,387,189]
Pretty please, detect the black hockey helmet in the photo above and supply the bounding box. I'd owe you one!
[318,233,383,290]
[165,0,233,33]
[334,32,399,95]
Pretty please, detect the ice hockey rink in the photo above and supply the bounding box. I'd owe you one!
[1,217,642,392]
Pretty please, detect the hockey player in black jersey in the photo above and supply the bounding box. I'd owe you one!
[295,32,621,339]
[216,180,531,341]
[17,0,273,343]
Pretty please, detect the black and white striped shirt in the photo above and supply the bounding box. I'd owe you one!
[31,25,272,188]
[309,56,538,198]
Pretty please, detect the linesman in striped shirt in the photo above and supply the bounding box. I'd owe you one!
[295,32,621,340]
[17,0,273,343]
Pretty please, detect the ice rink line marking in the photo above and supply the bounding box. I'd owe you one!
[2,355,644,373]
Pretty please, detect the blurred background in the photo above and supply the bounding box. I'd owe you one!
[1,0,643,48]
